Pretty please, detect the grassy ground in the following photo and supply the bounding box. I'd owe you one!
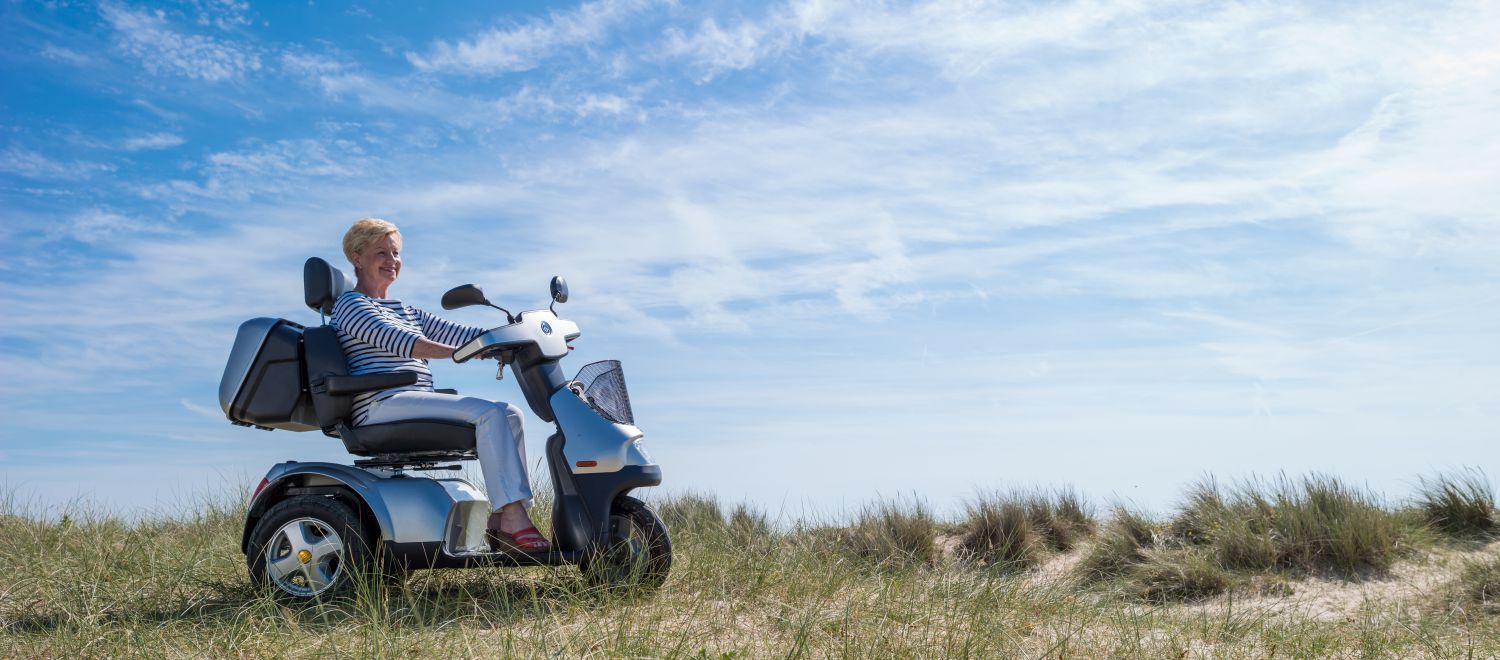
[2,472,1497,658]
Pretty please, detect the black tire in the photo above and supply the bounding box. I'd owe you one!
[580,495,673,591]
[247,495,372,600]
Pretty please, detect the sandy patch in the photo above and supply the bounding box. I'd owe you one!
[1181,539,1500,622]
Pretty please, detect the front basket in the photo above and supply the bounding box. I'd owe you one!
[573,360,634,425]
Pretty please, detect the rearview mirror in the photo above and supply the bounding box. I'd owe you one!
[441,284,490,310]
[549,276,569,304]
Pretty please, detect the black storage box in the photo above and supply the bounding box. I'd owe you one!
[219,318,318,431]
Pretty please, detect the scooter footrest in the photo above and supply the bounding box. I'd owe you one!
[353,451,475,470]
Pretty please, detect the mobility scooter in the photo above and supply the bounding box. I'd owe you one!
[218,257,670,599]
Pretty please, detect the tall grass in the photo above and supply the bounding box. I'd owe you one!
[1171,474,1405,576]
[834,499,937,568]
[1416,470,1496,538]
[1444,555,1500,616]
[957,489,1094,569]
[657,492,727,536]
[1129,547,1231,603]
[1078,505,1156,581]
[1026,487,1095,551]
[1078,475,1412,603]
[957,496,1035,568]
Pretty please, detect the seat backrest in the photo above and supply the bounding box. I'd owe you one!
[303,256,354,434]
[303,325,354,433]
[304,257,350,316]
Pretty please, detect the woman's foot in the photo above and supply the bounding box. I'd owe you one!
[487,502,551,552]
[488,526,550,552]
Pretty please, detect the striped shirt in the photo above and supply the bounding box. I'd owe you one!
[329,291,486,426]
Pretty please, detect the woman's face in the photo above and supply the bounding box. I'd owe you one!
[354,234,402,288]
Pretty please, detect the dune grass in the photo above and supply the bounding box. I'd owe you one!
[1172,474,1408,576]
[1447,555,1500,616]
[1417,470,1497,539]
[956,488,1095,570]
[1078,505,1157,581]
[833,498,938,568]
[2,472,1498,657]
[1077,474,1415,604]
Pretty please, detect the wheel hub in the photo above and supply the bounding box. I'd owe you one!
[264,517,346,597]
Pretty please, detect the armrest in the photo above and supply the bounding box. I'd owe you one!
[316,372,419,396]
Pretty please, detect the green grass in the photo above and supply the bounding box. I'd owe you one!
[1129,547,1231,603]
[1078,504,1157,581]
[833,498,938,568]
[1459,555,1500,614]
[2,472,1498,657]
[957,489,1095,570]
[1078,475,1415,605]
[1172,474,1408,576]
[956,495,1036,569]
[1417,470,1497,539]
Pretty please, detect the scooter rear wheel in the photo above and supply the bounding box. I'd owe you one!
[247,495,371,600]
[581,495,672,591]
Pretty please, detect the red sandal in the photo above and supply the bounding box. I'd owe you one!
[488,526,551,553]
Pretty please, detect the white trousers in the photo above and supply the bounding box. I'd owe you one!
[362,390,531,511]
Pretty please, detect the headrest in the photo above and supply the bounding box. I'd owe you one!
[304,257,350,315]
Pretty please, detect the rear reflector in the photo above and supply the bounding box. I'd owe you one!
[251,477,270,501]
[575,460,597,468]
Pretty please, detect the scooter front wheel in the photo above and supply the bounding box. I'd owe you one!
[580,495,672,591]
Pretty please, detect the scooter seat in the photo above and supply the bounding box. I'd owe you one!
[340,419,477,456]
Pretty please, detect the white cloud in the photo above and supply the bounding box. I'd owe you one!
[130,98,186,120]
[0,147,115,180]
[40,43,91,65]
[407,0,654,73]
[279,51,346,76]
[188,0,251,30]
[101,2,261,81]
[179,398,223,420]
[121,132,185,151]
[831,216,914,315]
[148,139,366,202]
[281,52,494,126]
[493,87,639,121]
[206,140,358,177]
[63,208,173,243]
[576,93,632,117]
[660,18,792,82]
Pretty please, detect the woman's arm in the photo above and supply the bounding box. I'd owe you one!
[413,307,487,347]
[410,337,457,360]
[333,294,471,360]
[410,307,486,361]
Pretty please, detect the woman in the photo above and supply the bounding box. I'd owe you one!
[331,217,549,552]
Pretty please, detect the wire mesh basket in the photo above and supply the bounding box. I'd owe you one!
[572,360,634,425]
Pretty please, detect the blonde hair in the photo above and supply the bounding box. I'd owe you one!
[343,217,401,266]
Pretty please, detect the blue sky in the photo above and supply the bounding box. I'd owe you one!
[1,0,1496,519]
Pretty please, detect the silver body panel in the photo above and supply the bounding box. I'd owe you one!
[255,462,488,548]
[219,317,280,416]
[453,309,581,362]
[372,475,488,545]
[550,387,653,474]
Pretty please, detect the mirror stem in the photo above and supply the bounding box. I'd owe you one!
[487,303,515,324]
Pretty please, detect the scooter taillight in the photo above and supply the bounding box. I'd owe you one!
[251,477,269,502]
